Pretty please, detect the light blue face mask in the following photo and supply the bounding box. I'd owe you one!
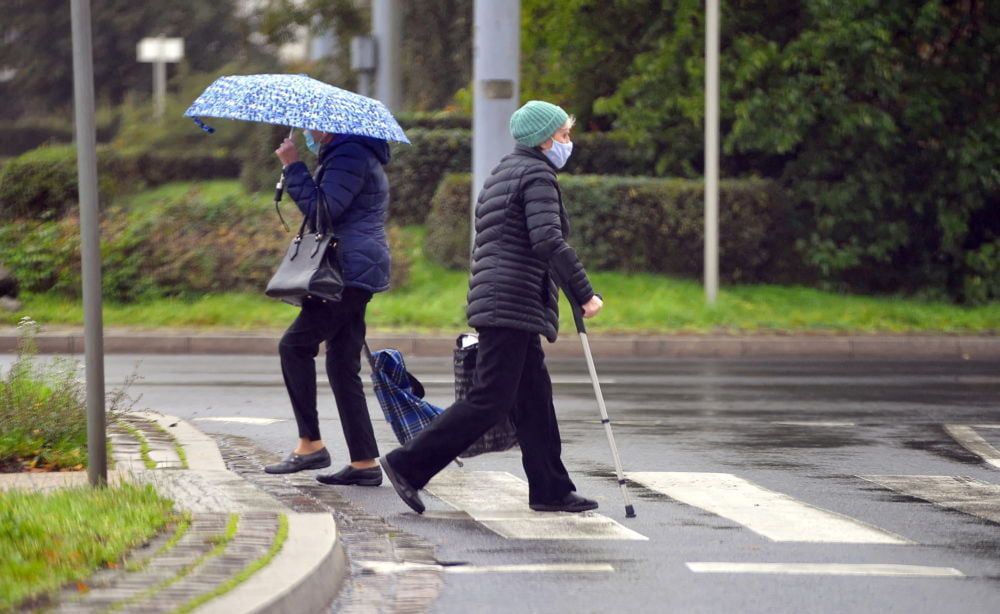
[544,139,573,169]
[304,131,321,155]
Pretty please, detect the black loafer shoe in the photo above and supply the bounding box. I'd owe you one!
[264,448,331,474]
[529,492,599,513]
[381,454,425,514]
[316,464,383,486]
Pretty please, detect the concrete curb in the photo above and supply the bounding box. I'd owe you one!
[2,329,998,359]
[193,513,347,614]
[151,413,346,614]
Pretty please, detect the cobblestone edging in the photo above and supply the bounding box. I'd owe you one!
[4,413,344,614]
[218,435,445,614]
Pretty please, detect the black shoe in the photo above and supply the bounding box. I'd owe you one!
[316,464,383,486]
[264,448,331,474]
[529,492,599,513]
[381,454,425,514]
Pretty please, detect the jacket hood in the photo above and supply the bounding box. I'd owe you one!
[323,134,392,165]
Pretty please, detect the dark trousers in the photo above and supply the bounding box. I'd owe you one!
[279,287,379,461]
[386,327,575,504]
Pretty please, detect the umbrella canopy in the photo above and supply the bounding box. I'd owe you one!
[184,73,410,143]
[368,348,444,445]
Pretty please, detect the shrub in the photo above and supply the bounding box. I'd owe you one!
[385,129,472,224]
[396,112,471,131]
[0,182,412,302]
[0,318,134,471]
[241,127,657,226]
[425,173,800,284]
[0,145,239,220]
[0,113,118,158]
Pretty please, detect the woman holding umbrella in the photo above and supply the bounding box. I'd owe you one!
[262,129,391,487]
[381,100,604,513]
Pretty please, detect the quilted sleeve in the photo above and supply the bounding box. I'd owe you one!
[522,172,595,306]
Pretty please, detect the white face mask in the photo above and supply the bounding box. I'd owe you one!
[544,139,573,169]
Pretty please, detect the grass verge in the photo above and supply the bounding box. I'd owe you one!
[0,482,175,611]
[4,227,998,334]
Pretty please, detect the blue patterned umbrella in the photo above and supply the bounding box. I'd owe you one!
[184,74,409,143]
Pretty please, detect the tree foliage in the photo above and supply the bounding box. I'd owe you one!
[0,0,260,117]
[526,0,999,301]
[256,0,471,111]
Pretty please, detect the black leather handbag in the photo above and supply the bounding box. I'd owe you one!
[265,190,344,306]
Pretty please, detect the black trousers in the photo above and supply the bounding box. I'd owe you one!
[385,327,576,504]
[279,288,379,461]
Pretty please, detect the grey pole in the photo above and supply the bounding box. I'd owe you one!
[704,0,720,304]
[471,0,519,253]
[70,0,107,487]
[153,41,167,119]
[372,0,402,111]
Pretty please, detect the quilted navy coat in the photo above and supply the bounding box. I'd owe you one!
[284,135,392,293]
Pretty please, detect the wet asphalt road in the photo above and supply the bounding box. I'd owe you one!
[9,353,1000,613]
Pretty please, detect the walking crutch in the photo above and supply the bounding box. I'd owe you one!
[562,287,636,518]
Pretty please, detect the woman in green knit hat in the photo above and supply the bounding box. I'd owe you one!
[382,100,603,514]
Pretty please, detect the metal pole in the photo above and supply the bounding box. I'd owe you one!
[704,0,720,304]
[372,0,402,111]
[472,0,520,254]
[357,72,372,98]
[70,0,107,487]
[154,60,166,119]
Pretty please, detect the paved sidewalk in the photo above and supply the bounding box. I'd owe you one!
[1,327,998,358]
[0,412,345,614]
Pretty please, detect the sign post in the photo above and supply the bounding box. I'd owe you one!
[137,36,184,119]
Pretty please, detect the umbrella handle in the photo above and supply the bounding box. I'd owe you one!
[273,128,296,232]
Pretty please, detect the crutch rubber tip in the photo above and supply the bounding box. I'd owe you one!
[625,505,636,518]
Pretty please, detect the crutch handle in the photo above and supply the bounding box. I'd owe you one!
[560,285,602,335]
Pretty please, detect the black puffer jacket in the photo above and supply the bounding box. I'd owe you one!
[466,145,594,342]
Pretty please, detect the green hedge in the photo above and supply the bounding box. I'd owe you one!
[0,145,240,220]
[240,128,655,226]
[0,182,411,302]
[426,173,801,284]
[0,117,118,158]
[396,112,471,130]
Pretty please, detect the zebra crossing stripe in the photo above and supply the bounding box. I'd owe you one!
[424,470,647,541]
[358,561,615,574]
[628,472,908,544]
[686,563,963,577]
[860,475,1000,524]
[943,425,1000,469]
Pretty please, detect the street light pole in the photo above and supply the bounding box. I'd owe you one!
[471,0,520,253]
[704,0,720,304]
[70,0,107,487]
[372,0,402,111]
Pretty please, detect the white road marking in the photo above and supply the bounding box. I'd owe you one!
[194,417,285,426]
[975,424,1000,430]
[770,421,856,427]
[944,424,1000,469]
[628,472,908,544]
[358,561,615,574]
[424,470,647,541]
[686,563,964,577]
[400,377,617,386]
[861,475,1000,524]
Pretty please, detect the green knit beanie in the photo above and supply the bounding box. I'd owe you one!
[509,100,569,147]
